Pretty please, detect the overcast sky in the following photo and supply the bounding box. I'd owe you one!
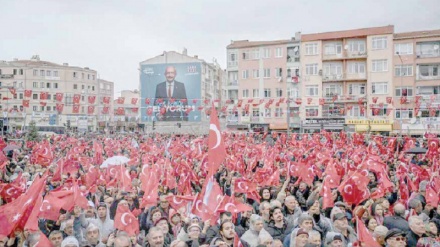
[1,0,439,95]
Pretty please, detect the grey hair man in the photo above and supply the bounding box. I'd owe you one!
[372,225,388,246]
[147,227,165,247]
[383,203,410,232]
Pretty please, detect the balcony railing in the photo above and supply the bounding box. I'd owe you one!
[227,61,238,67]
[323,95,367,103]
[228,81,238,86]
[322,51,368,60]
[322,73,367,82]
[416,74,440,81]
[416,51,440,58]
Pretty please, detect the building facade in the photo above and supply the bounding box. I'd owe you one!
[113,89,140,132]
[0,55,114,132]
[139,50,224,133]
[393,30,440,135]
[226,35,301,132]
[300,26,395,133]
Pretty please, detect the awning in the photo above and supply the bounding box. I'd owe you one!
[227,124,249,129]
[355,124,392,132]
[269,123,288,130]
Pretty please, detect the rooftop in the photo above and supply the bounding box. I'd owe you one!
[0,56,96,71]
[394,29,440,39]
[301,25,394,42]
[227,39,291,49]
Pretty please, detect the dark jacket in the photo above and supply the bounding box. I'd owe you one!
[264,220,294,241]
[205,224,245,244]
[406,230,427,247]
[383,215,410,232]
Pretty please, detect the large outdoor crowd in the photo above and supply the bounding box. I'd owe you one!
[0,130,439,247]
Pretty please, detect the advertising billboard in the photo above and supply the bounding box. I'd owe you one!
[140,62,202,122]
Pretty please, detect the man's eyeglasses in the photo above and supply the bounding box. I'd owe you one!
[393,237,406,241]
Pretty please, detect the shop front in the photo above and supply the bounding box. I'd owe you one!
[346,119,393,133]
[302,118,345,133]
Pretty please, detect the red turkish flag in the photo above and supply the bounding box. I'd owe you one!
[88,95,96,104]
[166,195,195,211]
[117,107,125,115]
[35,232,53,247]
[87,106,95,114]
[0,183,24,202]
[234,178,257,193]
[131,98,138,105]
[307,98,313,104]
[295,98,302,105]
[117,97,125,104]
[22,100,30,108]
[102,106,109,114]
[24,90,32,97]
[322,177,335,209]
[192,99,198,104]
[9,87,16,95]
[216,195,253,214]
[208,105,226,177]
[56,103,64,113]
[55,93,63,102]
[39,101,47,106]
[425,185,439,207]
[358,98,364,105]
[386,97,393,104]
[337,171,370,205]
[319,98,325,105]
[356,216,381,246]
[40,92,48,100]
[247,99,253,103]
[38,194,63,221]
[386,108,393,116]
[72,105,80,113]
[146,107,153,116]
[114,204,139,236]
[332,95,338,102]
[234,232,245,247]
[373,108,380,116]
[372,97,378,103]
[244,104,250,113]
[400,96,407,104]
[237,99,243,107]
[72,94,80,104]
[140,176,158,208]
[103,96,110,104]
[191,195,217,222]
[132,108,138,113]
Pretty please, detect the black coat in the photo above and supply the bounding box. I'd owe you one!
[383,215,410,232]
[406,230,427,247]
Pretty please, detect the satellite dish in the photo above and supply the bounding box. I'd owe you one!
[293,47,299,52]
[434,45,439,50]
[410,118,417,124]
[344,45,349,50]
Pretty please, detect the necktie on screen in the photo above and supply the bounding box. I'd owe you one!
[168,83,172,98]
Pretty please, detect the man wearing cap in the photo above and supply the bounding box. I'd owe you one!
[384,228,407,247]
[331,212,357,246]
[290,228,309,247]
[325,233,344,247]
[185,223,205,246]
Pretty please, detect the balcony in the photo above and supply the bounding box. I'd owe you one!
[0,74,14,79]
[322,74,343,82]
[227,61,238,68]
[322,73,367,82]
[323,95,367,103]
[322,51,367,61]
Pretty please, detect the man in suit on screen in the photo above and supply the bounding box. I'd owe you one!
[154,66,188,121]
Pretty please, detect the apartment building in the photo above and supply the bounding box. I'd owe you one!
[113,89,140,132]
[300,26,395,133]
[0,55,114,132]
[393,29,440,134]
[226,34,301,132]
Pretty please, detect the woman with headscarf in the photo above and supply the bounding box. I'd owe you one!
[240,214,271,247]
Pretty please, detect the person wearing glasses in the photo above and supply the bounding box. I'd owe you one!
[384,228,407,247]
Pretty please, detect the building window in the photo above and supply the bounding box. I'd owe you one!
[395,87,413,96]
[40,70,45,76]
[276,88,283,97]
[251,49,260,59]
[33,70,38,76]
[323,84,342,97]
[47,94,51,100]
[395,65,413,76]
[46,71,51,76]
[264,108,271,117]
[395,43,413,55]
[82,85,85,90]
[47,106,51,111]
[53,71,58,77]
[40,82,45,88]
[253,89,259,98]
[323,104,345,117]
[348,105,365,117]
[33,94,38,99]
[252,109,260,117]
[92,86,95,91]
[371,104,388,116]
[18,82,23,88]
[372,82,388,94]
[305,106,319,117]
[19,93,23,99]
[263,48,270,58]
[349,83,366,95]
[54,83,58,89]
[242,70,249,79]
[305,43,318,55]
[372,37,388,50]
[416,42,440,57]
[305,85,319,96]
[41,106,45,111]
[418,64,440,79]
[33,82,38,88]
[242,89,249,98]
[395,109,413,119]
[88,74,90,80]
[33,106,37,111]
[348,40,366,53]
[263,68,270,78]
[92,75,95,80]
[324,43,342,55]
[264,89,271,98]
[253,69,260,78]
[305,64,318,75]
[46,82,51,88]
[275,47,283,57]
[348,62,366,74]
[242,51,250,60]
[287,87,299,98]
[323,63,342,77]
[73,84,78,89]
[228,52,237,66]
[73,72,77,78]
[372,59,388,72]
[82,73,84,79]
[81,106,85,113]
[81,96,85,101]
[275,68,283,77]
[274,108,283,117]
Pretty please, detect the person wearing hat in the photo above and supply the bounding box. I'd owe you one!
[324,233,343,247]
[61,236,80,247]
[332,212,357,246]
[384,228,406,247]
[155,217,174,246]
[185,223,206,246]
[289,228,309,247]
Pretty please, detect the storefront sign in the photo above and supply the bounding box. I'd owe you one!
[304,118,345,124]
[346,119,392,125]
